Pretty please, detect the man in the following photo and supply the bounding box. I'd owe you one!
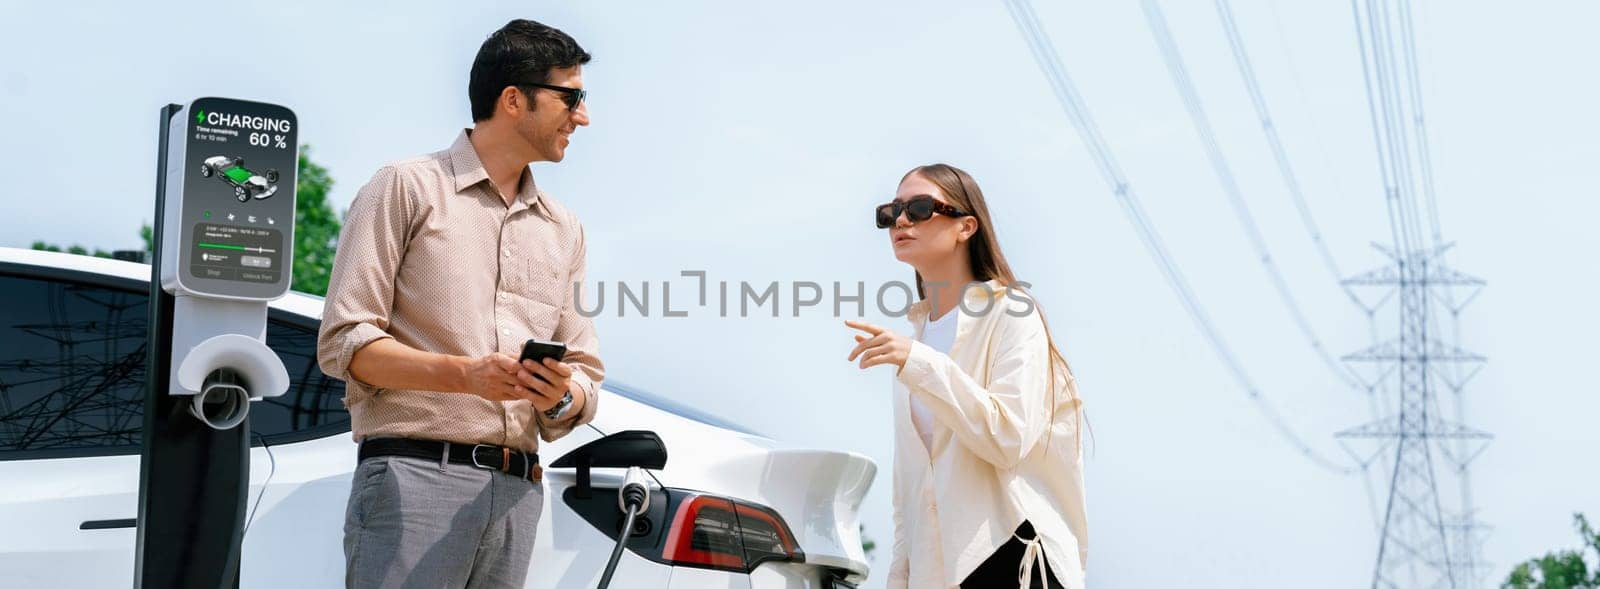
[317,19,601,588]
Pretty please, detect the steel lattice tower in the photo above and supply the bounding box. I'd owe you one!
[1340,246,1490,588]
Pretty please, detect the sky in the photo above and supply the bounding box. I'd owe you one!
[3,1,1598,587]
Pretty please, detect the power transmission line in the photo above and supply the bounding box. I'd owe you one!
[1212,0,1365,308]
[1002,0,1353,475]
[1395,1,1443,250]
[1140,0,1366,392]
[1201,0,1416,537]
[1209,0,1406,537]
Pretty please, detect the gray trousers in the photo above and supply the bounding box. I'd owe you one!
[344,454,545,589]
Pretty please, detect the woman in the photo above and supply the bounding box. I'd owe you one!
[846,163,1087,588]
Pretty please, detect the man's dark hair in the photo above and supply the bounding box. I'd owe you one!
[469,19,592,122]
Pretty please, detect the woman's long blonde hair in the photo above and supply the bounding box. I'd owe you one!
[902,163,1085,450]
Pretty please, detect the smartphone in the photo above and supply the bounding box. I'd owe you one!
[519,338,568,383]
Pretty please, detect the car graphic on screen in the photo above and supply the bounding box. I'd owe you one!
[199,155,280,202]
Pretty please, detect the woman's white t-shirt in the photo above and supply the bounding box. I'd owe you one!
[911,308,958,449]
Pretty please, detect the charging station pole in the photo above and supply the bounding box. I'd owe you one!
[136,98,299,588]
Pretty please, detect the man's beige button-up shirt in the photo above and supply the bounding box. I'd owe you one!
[317,130,602,453]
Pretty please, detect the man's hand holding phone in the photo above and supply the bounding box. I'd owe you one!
[462,339,574,413]
[514,338,575,414]
[518,339,575,415]
[520,357,575,413]
[462,353,532,403]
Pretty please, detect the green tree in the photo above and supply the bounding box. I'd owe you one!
[32,146,341,296]
[29,241,113,258]
[290,146,340,296]
[1504,513,1600,589]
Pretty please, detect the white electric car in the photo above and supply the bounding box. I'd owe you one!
[0,247,875,588]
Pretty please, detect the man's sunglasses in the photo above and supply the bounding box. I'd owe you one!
[875,195,970,229]
[520,82,587,110]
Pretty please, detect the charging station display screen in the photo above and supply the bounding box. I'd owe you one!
[187,224,285,283]
[168,97,298,299]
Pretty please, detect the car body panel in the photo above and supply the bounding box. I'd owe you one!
[0,248,876,587]
[0,453,141,588]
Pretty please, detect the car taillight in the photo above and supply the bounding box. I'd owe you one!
[661,494,803,572]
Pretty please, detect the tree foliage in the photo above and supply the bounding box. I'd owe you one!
[289,146,339,296]
[861,523,876,559]
[1504,513,1600,589]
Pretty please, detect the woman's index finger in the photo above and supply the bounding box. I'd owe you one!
[844,320,885,335]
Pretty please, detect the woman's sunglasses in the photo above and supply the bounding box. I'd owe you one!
[520,82,587,110]
[875,195,970,229]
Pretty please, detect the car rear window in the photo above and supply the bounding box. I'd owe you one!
[0,269,349,459]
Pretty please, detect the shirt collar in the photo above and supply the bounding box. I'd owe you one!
[447,129,558,222]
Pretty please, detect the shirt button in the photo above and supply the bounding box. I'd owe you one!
[504,249,512,257]
[499,292,508,300]
[501,328,512,336]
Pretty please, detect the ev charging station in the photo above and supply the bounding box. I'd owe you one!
[136,97,298,588]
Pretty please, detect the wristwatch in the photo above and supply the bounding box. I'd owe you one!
[543,390,574,420]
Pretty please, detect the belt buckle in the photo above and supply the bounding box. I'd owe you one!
[469,444,498,470]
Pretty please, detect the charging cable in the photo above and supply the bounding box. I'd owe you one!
[597,467,651,589]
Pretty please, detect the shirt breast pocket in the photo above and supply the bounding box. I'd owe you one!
[515,245,571,310]
[524,295,562,341]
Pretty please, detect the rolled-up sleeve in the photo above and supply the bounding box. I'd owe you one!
[317,166,413,406]
[536,219,603,441]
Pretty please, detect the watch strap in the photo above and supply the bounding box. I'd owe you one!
[543,390,574,420]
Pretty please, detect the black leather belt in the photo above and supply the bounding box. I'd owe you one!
[359,438,542,482]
